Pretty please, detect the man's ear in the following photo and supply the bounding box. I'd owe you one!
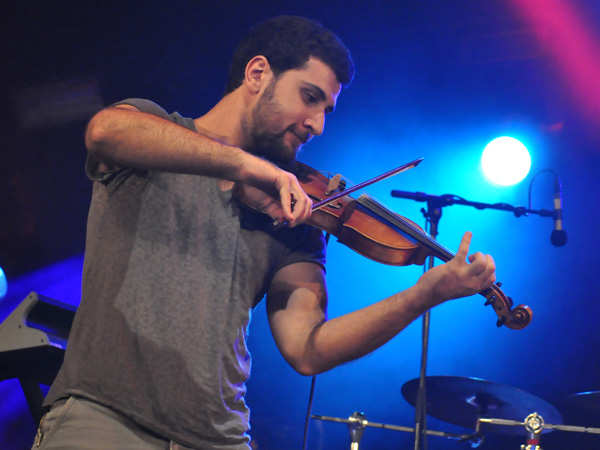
[244,55,272,94]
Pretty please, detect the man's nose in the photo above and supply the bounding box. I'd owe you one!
[304,111,325,137]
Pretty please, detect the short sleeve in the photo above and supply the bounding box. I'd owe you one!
[277,225,327,273]
[85,99,171,184]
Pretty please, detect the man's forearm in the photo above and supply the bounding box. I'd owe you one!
[85,107,251,182]
[301,284,431,375]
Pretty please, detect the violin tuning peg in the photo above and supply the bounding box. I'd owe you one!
[507,296,514,307]
[496,316,506,327]
[496,282,502,288]
[484,296,495,306]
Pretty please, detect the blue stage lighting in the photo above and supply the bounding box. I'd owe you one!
[0,267,6,300]
[481,137,531,186]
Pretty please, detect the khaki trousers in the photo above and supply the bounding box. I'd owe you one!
[32,396,194,450]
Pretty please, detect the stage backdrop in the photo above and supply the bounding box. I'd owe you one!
[2,1,600,448]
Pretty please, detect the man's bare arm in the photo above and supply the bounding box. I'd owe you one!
[267,232,496,376]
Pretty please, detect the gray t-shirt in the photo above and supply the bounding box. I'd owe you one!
[45,99,326,449]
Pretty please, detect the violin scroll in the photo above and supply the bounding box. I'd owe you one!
[480,282,532,330]
[508,305,533,330]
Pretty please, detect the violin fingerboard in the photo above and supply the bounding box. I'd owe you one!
[356,194,455,262]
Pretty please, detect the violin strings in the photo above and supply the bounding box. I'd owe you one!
[314,168,448,256]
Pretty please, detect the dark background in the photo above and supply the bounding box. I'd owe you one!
[2,1,600,449]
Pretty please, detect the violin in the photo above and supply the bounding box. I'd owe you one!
[280,160,532,331]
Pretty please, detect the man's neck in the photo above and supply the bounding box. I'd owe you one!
[193,91,248,148]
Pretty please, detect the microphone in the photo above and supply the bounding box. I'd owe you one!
[550,176,567,246]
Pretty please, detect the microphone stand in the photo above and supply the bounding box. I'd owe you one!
[390,191,554,219]
[389,190,554,450]
[412,195,444,450]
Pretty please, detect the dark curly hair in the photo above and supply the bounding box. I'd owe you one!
[224,16,354,95]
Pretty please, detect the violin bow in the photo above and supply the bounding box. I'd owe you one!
[312,157,424,211]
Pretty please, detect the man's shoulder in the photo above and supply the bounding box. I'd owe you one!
[112,98,170,119]
[112,98,195,131]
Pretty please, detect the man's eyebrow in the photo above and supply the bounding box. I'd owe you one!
[304,82,336,114]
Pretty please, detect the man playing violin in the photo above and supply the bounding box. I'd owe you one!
[34,15,496,450]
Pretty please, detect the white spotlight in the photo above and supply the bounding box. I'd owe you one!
[481,136,532,186]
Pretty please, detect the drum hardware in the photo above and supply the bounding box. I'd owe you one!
[311,378,600,447]
[348,412,366,450]
[310,412,484,449]
[312,408,600,449]
[477,411,600,449]
[401,376,563,436]
[475,413,546,449]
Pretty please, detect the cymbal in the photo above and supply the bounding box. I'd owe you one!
[565,391,600,412]
[401,376,562,435]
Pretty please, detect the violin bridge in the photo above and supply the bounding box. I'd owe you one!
[325,174,345,196]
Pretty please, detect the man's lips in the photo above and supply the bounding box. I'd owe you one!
[291,131,310,145]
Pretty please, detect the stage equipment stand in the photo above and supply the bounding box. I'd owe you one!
[411,194,444,450]
[389,190,555,450]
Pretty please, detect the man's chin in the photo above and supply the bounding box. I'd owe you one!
[246,135,300,164]
[283,144,302,164]
[268,144,301,165]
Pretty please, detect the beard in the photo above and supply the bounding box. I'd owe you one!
[242,79,303,165]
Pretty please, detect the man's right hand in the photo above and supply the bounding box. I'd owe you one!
[235,161,313,227]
